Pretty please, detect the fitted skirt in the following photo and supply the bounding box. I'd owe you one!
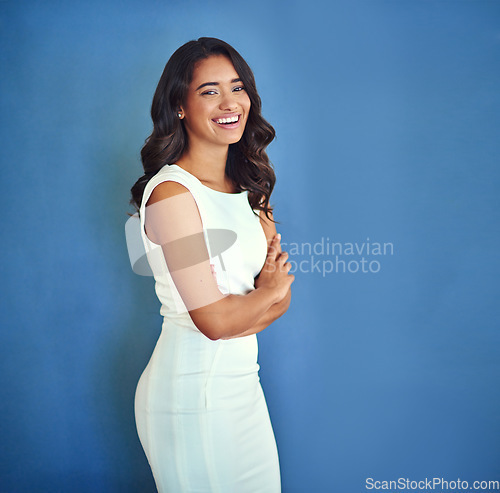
[134,320,281,493]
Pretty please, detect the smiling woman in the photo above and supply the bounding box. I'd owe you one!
[129,37,294,493]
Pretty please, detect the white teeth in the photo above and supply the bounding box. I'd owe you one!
[215,115,239,124]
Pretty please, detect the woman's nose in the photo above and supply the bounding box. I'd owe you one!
[219,91,238,110]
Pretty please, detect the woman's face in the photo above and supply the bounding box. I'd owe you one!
[179,55,251,149]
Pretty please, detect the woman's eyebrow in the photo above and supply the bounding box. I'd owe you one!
[195,78,242,91]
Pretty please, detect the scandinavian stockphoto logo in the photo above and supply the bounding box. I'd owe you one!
[282,236,394,276]
[124,213,236,277]
[126,207,393,278]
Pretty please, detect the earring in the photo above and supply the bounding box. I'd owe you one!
[177,112,182,118]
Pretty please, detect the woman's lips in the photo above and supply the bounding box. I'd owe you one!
[211,114,241,129]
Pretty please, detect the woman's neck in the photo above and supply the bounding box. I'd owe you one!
[176,144,235,191]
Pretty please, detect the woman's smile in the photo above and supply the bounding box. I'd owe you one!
[211,113,242,129]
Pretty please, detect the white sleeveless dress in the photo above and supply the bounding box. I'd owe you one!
[134,164,281,492]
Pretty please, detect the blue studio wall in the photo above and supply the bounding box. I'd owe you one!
[1,1,499,492]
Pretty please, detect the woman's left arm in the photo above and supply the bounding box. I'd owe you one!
[221,207,292,340]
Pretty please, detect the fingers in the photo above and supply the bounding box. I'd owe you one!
[275,233,282,254]
[276,251,289,269]
[267,233,282,260]
[265,234,293,276]
[270,233,282,254]
[275,250,292,275]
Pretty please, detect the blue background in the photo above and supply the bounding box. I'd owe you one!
[1,0,499,491]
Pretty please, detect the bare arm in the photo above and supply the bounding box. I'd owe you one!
[187,281,282,340]
[221,207,293,340]
[221,287,291,340]
[145,181,293,341]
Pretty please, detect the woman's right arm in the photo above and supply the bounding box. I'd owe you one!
[191,235,293,339]
[220,287,291,340]
[145,181,294,341]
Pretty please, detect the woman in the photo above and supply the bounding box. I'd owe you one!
[129,37,294,493]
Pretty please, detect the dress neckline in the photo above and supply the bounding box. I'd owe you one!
[168,164,248,197]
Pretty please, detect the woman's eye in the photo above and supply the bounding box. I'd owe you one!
[201,87,245,96]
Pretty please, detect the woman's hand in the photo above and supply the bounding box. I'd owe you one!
[255,234,295,303]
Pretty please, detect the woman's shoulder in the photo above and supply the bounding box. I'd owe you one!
[146,180,191,207]
[144,164,197,207]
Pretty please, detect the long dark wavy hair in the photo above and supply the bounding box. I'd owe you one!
[129,37,277,223]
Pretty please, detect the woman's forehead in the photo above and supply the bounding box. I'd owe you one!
[191,55,239,85]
